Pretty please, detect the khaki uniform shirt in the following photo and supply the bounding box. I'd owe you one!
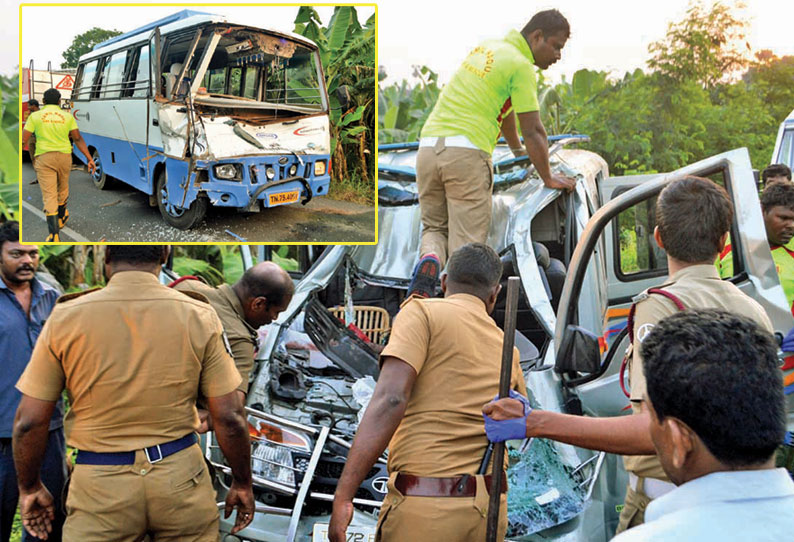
[381,293,527,477]
[16,271,241,452]
[174,280,257,394]
[625,264,773,479]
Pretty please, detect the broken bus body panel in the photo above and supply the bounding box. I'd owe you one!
[71,10,331,229]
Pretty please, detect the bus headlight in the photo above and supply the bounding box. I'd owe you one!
[266,166,276,180]
[214,164,242,181]
[314,160,326,176]
[288,164,298,177]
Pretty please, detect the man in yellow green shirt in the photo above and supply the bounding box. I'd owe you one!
[408,9,575,298]
[22,88,95,242]
[718,181,794,314]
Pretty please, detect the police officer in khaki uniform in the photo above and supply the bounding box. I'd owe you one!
[173,261,294,413]
[12,245,254,541]
[328,243,526,542]
[483,176,773,534]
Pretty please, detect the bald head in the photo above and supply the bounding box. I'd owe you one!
[233,262,294,328]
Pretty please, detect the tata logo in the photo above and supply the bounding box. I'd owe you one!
[293,126,325,136]
[255,133,278,139]
[371,477,389,494]
[636,323,655,343]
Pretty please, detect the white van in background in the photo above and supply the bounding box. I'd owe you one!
[773,108,794,169]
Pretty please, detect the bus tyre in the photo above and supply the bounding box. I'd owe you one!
[156,169,208,230]
[91,149,114,190]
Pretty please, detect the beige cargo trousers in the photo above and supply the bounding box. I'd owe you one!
[416,138,494,265]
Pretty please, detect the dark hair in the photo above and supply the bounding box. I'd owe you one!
[105,245,164,265]
[762,164,792,183]
[42,88,61,105]
[446,243,502,300]
[656,175,733,263]
[641,309,785,467]
[0,221,20,251]
[760,181,794,213]
[237,265,294,307]
[27,99,39,108]
[522,9,570,39]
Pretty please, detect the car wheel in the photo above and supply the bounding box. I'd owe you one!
[91,149,114,190]
[156,168,207,230]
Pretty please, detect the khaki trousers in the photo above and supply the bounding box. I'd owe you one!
[375,472,507,542]
[63,444,218,542]
[416,142,494,265]
[34,151,72,216]
[614,481,652,535]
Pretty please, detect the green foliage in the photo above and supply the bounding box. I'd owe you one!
[378,66,441,144]
[647,0,751,90]
[60,27,122,69]
[293,7,375,203]
[0,72,19,221]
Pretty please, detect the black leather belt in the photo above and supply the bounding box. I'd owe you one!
[75,433,197,465]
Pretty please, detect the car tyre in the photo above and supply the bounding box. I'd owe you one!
[156,168,207,230]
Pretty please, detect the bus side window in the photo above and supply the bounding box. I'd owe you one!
[123,45,151,98]
[102,51,128,99]
[76,60,99,101]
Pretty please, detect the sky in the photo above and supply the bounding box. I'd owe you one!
[4,1,794,84]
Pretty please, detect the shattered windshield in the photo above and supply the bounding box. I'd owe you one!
[163,26,325,111]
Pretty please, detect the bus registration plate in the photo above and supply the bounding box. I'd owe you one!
[268,190,300,206]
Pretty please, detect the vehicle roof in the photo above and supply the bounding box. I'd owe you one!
[80,9,318,62]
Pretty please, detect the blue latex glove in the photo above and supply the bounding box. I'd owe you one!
[782,326,794,353]
[483,390,532,442]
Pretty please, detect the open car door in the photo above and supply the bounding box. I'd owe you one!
[555,148,793,422]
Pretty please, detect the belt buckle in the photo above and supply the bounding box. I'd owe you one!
[145,444,163,464]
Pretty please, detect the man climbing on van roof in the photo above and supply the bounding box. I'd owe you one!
[483,176,774,535]
[718,181,794,314]
[407,9,575,299]
[22,88,96,242]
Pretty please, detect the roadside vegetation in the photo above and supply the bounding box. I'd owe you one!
[0,72,18,222]
[293,6,376,204]
[378,0,793,176]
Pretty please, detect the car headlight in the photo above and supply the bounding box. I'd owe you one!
[248,418,311,487]
[214,163,241,181]
[314,160,326,177]
[266,166,276,180]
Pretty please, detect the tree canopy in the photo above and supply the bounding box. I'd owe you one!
[60,27,122,69]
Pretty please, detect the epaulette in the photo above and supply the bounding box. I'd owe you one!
[176,289,210,304]
[56,287,102,304]
[631,291,649,304]
[399,293,426,309]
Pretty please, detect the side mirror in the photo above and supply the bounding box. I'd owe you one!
[336,85,352,110]
[555,325,601,374]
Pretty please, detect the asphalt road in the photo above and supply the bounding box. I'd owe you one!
[20,162,376,243]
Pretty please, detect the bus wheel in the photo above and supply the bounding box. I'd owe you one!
[91,149,114,190]
[156,169,207,230]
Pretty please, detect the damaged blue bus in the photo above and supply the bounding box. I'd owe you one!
[71,10,332,229]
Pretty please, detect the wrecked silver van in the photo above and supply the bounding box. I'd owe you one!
[196,141,793,541]
[71,10,331,229]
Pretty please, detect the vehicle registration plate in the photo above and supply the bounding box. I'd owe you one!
[312,523,375,542]
[268,190,300,206]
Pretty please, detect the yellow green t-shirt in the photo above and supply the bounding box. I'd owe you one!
[420,29,539,154]
[23,104,78,156]
[718,238,794,314]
